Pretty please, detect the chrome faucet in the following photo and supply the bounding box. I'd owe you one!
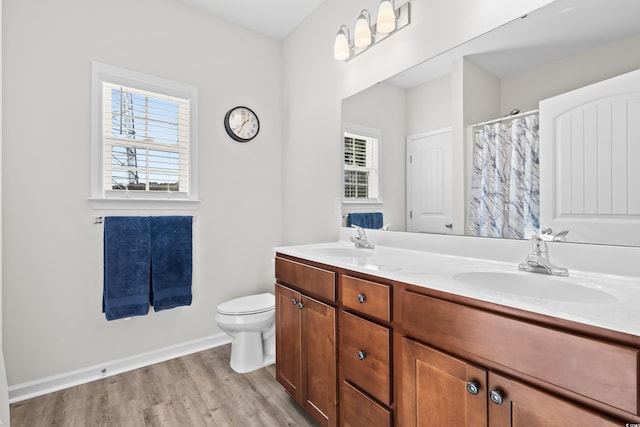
[518,229,569,276]
[540,227,569,242]
[350,225,375,249]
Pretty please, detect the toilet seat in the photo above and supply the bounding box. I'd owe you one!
[216,292,275,315]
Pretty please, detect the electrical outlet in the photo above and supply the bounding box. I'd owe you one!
[334,197,342,215]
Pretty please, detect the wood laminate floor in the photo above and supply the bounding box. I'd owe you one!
[10,345,319,427]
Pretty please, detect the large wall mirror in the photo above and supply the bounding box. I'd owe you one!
[341,0,640,247]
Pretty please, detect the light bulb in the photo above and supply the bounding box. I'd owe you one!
[354,11,372,48]
[376,0,396,34]
[334,28,350,60]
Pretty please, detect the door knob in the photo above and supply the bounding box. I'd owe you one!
[445,222,453,229]
[357,294,367,304]
[298,302,304,309]
[357,350,366,360]
[291,298,298,305]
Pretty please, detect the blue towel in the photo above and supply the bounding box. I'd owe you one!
[347,212,383,229]
[103,217,151,321]
[150,216,193,311]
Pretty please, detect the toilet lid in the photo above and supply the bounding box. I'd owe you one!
[217,292,275,315]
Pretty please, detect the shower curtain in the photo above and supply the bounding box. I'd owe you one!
[467,114,540,239]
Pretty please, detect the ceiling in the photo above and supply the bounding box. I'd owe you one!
[173,0,326,40]
[172,0,640,84]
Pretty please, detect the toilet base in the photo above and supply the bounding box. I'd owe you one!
[229,331,276,374]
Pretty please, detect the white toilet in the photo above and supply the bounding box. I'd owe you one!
[215,292,276,374]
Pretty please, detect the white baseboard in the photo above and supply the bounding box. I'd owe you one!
[8,333,231,403]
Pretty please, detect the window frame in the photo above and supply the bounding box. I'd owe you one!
[90,62,199,210]
[342,122,382,205]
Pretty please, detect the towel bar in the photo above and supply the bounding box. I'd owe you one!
[93,216,196,224]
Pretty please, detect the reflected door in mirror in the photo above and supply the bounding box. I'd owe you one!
[540,68,640,246]
[407,128,453,233]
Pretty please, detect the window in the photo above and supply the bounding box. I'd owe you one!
[91,62,198,208]
[343,124,381,203]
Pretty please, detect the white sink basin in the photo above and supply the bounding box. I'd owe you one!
[311,246,374,258]
[452,271,618,304]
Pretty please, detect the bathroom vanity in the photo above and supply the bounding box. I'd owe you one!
[274,237,640,427]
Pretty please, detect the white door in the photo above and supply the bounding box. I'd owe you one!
[407,128,453,233]
[539,68,640,246]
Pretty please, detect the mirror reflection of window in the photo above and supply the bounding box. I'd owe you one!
[343,124,380,203]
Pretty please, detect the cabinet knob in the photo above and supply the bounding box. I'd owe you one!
[357,350,366,360]
[357,294,367,304]
[298,302,304,309]
[291,298,298,305]
[466,381,480,395]
[490,390,504,405]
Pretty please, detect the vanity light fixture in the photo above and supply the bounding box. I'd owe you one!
[333,0,411,61]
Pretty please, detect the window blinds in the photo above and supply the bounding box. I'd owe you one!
[102,83,190,195]
[344,133,379,200]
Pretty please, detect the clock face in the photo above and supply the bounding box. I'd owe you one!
[224,106,260,142]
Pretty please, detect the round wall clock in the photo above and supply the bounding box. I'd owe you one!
[224,106,260,142]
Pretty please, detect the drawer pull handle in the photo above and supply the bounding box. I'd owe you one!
[298,302,304,309]
[490,390,504,405]
[357,294,367,304]
[291,298,298,305]
[357,350,366,360]
[466,381,480,395]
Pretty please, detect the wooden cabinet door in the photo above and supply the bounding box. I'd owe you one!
[488,372,622,427]
[399,337,487,427]
[275,284,302,402]
[303,295,337,427]
[276,284,337,427]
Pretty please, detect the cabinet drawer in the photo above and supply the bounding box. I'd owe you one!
[275,256,336,301]
[340,311,391,405]
[341,275,391,322]
[340,381,392,427]
[401,291,640,415]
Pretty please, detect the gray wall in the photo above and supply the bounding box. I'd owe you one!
[0,0,9,422]
[3,0,283,386]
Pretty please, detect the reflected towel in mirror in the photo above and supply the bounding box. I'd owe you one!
[346,212,383,229]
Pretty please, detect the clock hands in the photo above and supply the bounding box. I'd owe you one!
[236,118,250,133]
